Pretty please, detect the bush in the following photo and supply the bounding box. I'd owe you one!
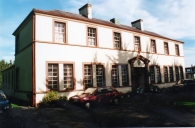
[59,96,67,101]
[42,91,58,105]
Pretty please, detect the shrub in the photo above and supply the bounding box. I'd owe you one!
[42,91,58,105]
[59,96,67,101]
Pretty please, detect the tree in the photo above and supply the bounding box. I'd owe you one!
[0,60,13,88]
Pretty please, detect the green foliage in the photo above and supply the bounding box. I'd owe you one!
[59,96,67,101]
[0,59,14,88]
[42,91,58,105]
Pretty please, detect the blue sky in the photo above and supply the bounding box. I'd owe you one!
[0,0,195,67]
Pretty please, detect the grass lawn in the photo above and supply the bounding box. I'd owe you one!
[11,103,21,109]
[177,101,195,108]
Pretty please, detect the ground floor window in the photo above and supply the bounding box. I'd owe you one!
[164,66,168,82]
[47,63,74,91]
[63,64,73,89]
[111,64,128,87]
[169,67,174,82]
[16,67,19,90]
[180,66,184,79]
[149,66,161,84]
[84,64,105,88]
[175,66,179,81]
[48,64,58,90]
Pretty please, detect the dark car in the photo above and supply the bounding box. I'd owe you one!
[0,91,11,113]
[69,86,121,109]
[172,79,195,92]
[136,84,160,93]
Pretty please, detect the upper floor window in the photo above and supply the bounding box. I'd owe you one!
[151,39,156,53]
[164,42,169,55]
[134,36,141,51]
[88,27,96,46]
[175,44,180,56]
[54,22,65,43]
[113,32,121,49]
[15,34,20,53]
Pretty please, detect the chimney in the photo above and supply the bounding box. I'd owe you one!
[110,18,120,25]
[79,4,92,19]
[131,19,144,31]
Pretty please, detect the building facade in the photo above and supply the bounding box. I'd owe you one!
[186,66,195,79]
[2,4,185,106]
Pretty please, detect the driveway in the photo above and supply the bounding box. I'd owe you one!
[0,90,195,127]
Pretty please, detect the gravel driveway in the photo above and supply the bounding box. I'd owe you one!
[0,90,195,127]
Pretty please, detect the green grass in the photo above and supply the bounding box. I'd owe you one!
[177,101,195,108]
[11,103,21,108]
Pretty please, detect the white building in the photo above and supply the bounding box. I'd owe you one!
[2,4,185,106]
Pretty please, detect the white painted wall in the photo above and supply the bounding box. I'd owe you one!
[98,27,112,48]
[68,21,86,45]
[35,15,52,42]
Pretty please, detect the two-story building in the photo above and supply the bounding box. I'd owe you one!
[185,66,195,79]
[2,3,185,106]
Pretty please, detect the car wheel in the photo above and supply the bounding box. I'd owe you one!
[85,102,91,109]
[113,98,119,105]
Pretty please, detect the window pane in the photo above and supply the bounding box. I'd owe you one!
[48,64,58,90]
[54,22,65,43]
[88,28,96,46]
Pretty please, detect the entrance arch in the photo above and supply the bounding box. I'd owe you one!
[128,55,150,91]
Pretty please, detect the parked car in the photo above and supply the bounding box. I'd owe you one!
[69,86,121,109]
[136,84,160,93]
[172,79,195,92]
[0,91,11,113]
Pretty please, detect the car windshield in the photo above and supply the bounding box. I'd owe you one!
[84,88,97,94]
[0,92,6,99]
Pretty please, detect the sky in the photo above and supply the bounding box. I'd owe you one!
[0,0,195,67]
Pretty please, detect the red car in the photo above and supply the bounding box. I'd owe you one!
[69,86,121,109]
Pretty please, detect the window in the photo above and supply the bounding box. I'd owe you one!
[54,22,65,43]
[16,67,19,90]
[175,66,179,81]
[48,64,58,90]
[151,40,156,53]
[180,67,184,79]
[111,64,128,87]
[114,32,121,49]
[15,34,20,53]
[175,44,180,56]
[164,42,169,55]
[96,65,104,86]
[156,66,161,83]
[134,36,141,51]
[150,66,155,83]
[84,64,105,88]
[88,27,96,46]
[84,65,93,87]
[63,64,73,89]
[111,65,119,86]
[169,67,174,82]
[150,66,161,83]
[121,65,128,86]
[164,67,168,82]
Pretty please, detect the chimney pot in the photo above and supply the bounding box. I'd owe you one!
[110,18,120,25]
[79,4,92,19]
[131,19,144,31]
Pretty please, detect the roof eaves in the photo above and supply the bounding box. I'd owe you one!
[12,9,35,36]
[33,9,184,44]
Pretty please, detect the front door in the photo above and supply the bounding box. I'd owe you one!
[133,67,145,88]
